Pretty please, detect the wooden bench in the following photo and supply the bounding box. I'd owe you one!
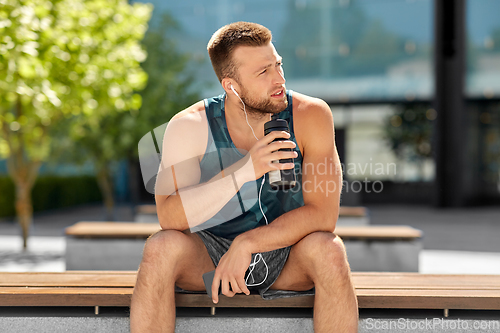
[65,222,422,272]
[135,205,370,225]
[137,205,368,216]
[1,271,500,316]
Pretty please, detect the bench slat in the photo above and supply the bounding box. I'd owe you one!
[358,289,500,310]
[134,205,367,218]
[65,222,160,238]
[0,271,137,287]
[2,272,498,291]
[135,205,158,215]
[336,226,422,239]
[353,273,500,290]
[65,223,421,240]
[0,287,312,308]
[2,287,500,310]
[1,272,500,310]
[339,206,367,217]
[0,287,132,306]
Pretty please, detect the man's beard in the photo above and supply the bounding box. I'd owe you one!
[239,88,288,118]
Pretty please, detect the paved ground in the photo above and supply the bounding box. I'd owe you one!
[368,204,500,252]
[0,203,499,273]
[0,204,135,237]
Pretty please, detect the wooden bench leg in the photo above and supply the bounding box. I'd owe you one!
[95,306,99,315]
[444,309,449,317]
[210,307,216,316]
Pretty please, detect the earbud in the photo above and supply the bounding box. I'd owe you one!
[230,85,239,97]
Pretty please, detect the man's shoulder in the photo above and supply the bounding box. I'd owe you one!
[171,100,206,123]
[291,91,332,122]
[165,100,208,142]
[163,100,208,157]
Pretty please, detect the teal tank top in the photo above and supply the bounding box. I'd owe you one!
[190,90,304,240]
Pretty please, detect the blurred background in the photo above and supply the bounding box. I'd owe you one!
[0,0,499,273]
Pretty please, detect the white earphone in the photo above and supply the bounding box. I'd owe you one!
[230,84,239,97]
[228,83,269,287]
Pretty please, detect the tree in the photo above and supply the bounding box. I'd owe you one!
[0,0,152,249]
[382,104,434,181]
[51,13,202,219]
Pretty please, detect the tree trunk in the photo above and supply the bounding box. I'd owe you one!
[15,182,33,250]
[7,158,40,251]
[96,164,115,221]
[4,96,42,250]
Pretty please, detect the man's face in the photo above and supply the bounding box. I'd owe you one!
[231,42,288,115]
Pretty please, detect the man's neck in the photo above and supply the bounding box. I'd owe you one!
[225,95,272,141]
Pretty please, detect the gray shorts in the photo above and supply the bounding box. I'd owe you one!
[175,229,315,300]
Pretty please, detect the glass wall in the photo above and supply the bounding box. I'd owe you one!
[333,104,435,183]
[135,0,434,102]
[465,0,500,203]
[466,101,500,203]
[466,0,500,99]
[128,0,499,203]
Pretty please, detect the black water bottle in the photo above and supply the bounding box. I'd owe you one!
[264,119,297,190]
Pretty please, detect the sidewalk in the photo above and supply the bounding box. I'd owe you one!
[368,204,500,252]
[0,204,134,272]
[1,203,500,273]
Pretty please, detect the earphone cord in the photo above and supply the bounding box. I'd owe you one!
[234,91,269,287]
[234,90,259,141]
[245,173,269,287]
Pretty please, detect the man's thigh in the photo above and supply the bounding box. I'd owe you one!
[268,237,315,292]
[170,229,215,291]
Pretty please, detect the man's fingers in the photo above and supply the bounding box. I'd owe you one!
[266,140,296,154]
[267,151,297,171]
[211,276,220,304]
[230,279,243,294]
[269,150,298,161]
[221,279,235,297]
[260,131,291,145]
[238,276,251,296]
[270,162,295,170]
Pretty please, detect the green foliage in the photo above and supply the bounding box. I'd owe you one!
[54,12,201,166]
[0,175,101,218]
[46,12,202,217]
[134,13,201,145]
[0,0,153,161]
[383,104,434,163]
[0,0,152,245]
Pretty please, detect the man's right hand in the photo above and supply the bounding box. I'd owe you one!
[238,130,298,184]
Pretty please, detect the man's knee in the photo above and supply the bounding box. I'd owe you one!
[299,231,350,277]
[141,229,188,266]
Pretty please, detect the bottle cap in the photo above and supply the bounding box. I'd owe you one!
[264,119,289,134]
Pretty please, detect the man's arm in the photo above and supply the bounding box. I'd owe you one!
[155,104,298,232]
[155,106,246,231]
[236,96,341,252]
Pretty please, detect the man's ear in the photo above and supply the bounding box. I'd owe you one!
[221,78,233,94]
[222,78,241,96]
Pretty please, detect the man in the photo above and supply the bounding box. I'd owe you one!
[130,22,358,332]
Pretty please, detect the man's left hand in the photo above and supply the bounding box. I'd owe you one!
[212,239,252,303]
